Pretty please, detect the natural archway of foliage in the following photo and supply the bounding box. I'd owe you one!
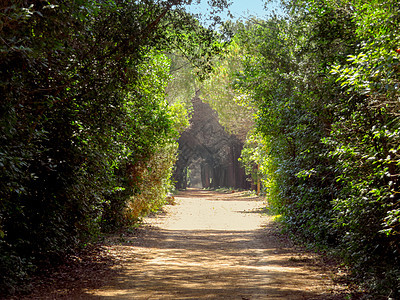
[0,0,229,294]
[2,0,399,297]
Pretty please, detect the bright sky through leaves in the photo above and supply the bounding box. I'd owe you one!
[185,0,283,24]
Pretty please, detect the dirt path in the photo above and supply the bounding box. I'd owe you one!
[19,189,349,299]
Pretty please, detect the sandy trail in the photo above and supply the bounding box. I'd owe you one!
[80,189,344,299]
[18,189,347,299]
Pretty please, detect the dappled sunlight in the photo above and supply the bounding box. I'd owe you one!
[82,190,342,299]
[85,230,332,299]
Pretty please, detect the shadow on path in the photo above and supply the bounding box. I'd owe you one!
[18,189,347,299]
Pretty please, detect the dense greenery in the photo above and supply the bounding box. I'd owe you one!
[0,0,228,294]
[202,0,400,297]
[2,0,399,297]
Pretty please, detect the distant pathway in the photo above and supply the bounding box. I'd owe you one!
[20,189,348,299]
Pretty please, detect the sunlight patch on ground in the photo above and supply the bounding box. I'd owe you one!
[81,190,346,299]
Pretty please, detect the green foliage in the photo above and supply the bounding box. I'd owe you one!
[124,141,179,222]
[168,100,191,135]
[100,52,174,230]
[166,54,197,107]
[325,0,400,294]
[239,132,264,186]
[201,37,255,140]
[230,11,347,247]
